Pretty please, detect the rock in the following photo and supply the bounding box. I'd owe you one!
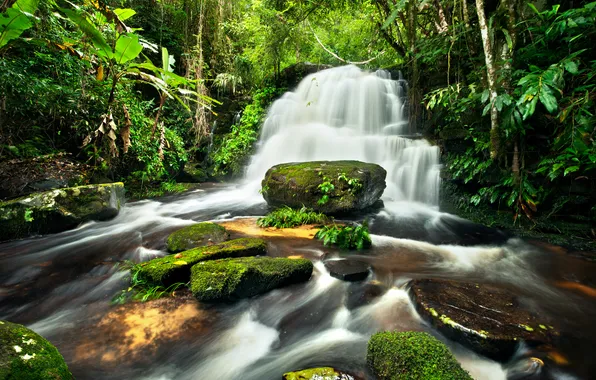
[324,259,370,282]
[261,161,386,214]
[409,279,558,361]
[0,320,73,379]
[0,182,125,242]
[137,238,267,286]
[366,331,472,380]
[166,222,229,253]
[345,282,385,310]
[177,162,209,183]
[277,62,333,89]
[283,367,357,380]
[190,257,313,302]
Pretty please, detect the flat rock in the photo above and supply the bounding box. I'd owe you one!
[166,222,229,253]
[345,282,385,309]
[283,367,358,380]
[325,259,370,282]
[409,279,558,361]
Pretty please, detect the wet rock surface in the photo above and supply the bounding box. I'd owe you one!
[166,222,229,253]
[324,259,370,282]
[261,161,386,215]
[283,367,358,380]
[345,281,385,310]
[409,279,558,361]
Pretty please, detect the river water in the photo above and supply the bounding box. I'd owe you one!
[1,66,595,379]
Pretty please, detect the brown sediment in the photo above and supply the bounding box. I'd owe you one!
[219,217,321,239]
[555,281,596,298]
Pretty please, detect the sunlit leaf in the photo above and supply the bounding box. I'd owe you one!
[114,33,143,64]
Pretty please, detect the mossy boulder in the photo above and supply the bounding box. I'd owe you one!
[190,256,313,302]
[0,320,73,380]
[166,222,229,253]
[136,238,267,286]
[409,279,558,361]
[366,331,471,380]
[261,161,386,214]
[283,367,356,380]
[0,182,125,242]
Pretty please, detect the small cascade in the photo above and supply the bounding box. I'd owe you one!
[245,65,441,205]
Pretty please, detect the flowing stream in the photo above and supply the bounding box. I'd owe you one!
[1,66,595,380]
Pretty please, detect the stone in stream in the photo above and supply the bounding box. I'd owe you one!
[345,281,386,310]
[324,259,370,282]
[166,222,229,253]
[0,320,73,379]
[190,256,313,302]
[0,182,125,242]
[136,238,267,286]
[283,367,359,380]
[367,331,472,380]
[261,161,386,214]
[409,279,559,361]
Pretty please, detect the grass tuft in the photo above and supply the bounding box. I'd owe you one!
[257,206,329,228]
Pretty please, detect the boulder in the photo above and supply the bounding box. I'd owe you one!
[136,238,267,286]
[0,182,125,242]
[283,367,357,380]
[166,222,229,253]
[409,279,558,361]
[366,331,471,380]
[261,161,386,214]
[0,320,73,379]
[324,259,370,282]
[190,257,313,302]
[345,282,385,310]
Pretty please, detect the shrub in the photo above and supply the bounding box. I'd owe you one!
[257,206,329,228]
[314,221,372,250]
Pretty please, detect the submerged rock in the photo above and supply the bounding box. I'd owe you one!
[190,256,313,302]
[261,161,386,214]
[283,367,357,380]
[166,222,229,253]
[324,259,370,282]
[409,279,558,361]
[345,282,385,310]
[137,238,267,285]
[0,320,73,379]
[366,331,471,380]
[0,182,125,242]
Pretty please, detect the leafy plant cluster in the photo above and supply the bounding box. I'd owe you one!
[315,221,372,250]
[256,206,329,228]
[112,262,187,304]
[317,172,362,205]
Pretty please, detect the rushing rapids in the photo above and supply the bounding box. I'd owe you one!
[0,66,595,380]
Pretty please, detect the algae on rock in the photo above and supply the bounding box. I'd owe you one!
[166,222,229,253]
[190,256,313,302]
[0,320,73,380]
[283,367,354,380]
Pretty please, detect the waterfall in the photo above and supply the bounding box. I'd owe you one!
[245,65,441,206]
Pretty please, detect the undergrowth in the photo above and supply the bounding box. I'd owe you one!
[257,206,329,228]
[315,220,372,250]
[112,262,187,304]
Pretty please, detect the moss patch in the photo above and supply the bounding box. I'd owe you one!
[190,256,313,302]
[0,320,73,380]
[136,238,267,286]
[166,222,229,253]
[366,331,471,380]
[283,367,348,380]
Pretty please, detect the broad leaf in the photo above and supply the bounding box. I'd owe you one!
[62,8,113,60]
[0,8,32,49]
[539,87,558,113]
[114,8,136,21]
[564,60,579,74]
[114,33,143,64]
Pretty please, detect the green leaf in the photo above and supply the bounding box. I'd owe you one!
[0,7,32,49]
[114,8,136,21]
[481,89,490,103]
[114,33,143,64]
[539,87,558,113]
[564,166,579,176]
[563,60,579,74]
[62,8,113,60]
[382,7,400,30]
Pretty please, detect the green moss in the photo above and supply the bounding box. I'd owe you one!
[166,222,229,253]
[0,320,73,380]
[136,238,267,286]
[283,367,340,380]
[190,256,313,302]
[366,331,472,380]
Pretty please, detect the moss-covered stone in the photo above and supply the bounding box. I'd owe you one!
[283,367,354,380]
[166,222,229,253]
[0,320,73,380]
[261,161,386,214]
[136,238,267,285]
[190,256,313,302]
[409,279,558,361]
[366,331,471,380]
[0,182,125,242]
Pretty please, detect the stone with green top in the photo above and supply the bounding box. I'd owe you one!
[261,161,386,214]
[0,182,125,242]
[136,238,267,285]
[190,256,313,302]
[367,331,472,380]
[166,222,229,253]
[0,320,73,380]
[283,367,356,380]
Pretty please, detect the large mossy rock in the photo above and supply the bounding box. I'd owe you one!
[283,367,357,380]
[409,279,558,361]
[366,331,471,380]
[0,182,125,242]
[137,238,267,286]
[190,257,313,302]
[261,161,386,214]
[0,320,73,380]
[166,222,229,253]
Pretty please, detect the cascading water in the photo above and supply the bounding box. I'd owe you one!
[245,65,441,205]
